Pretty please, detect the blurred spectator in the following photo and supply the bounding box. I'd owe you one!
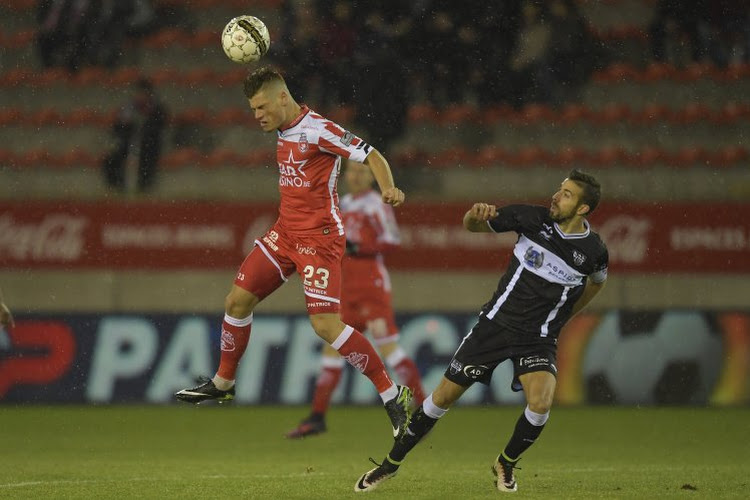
[353,1,412,155]
[649,0,708,65]
[37,0,101,71]
[102,78,168,193]
[276,0,321,100]
[474,0,522,106]
[704,0,750,67]
[86,0,136,68]
[413,1,469,107]
[36,0,156,72]
[507,0,553,107]
[316,0,358,107]
[0,287,14,331]
[545,0,606,104]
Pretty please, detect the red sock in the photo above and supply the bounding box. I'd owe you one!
[216,313,253,381]
[332,326,394,393]
[311,357,345,415]
[386,347,426,405]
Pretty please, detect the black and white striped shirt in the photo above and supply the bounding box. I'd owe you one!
[481,204,608,343]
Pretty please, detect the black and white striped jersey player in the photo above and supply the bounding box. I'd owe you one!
[354,169,609,494]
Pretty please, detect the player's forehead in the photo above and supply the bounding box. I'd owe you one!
[560,178,583,197]
[248,85,278,107]
[248,90,269,107]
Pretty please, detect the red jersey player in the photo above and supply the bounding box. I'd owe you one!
[286,161,426,439]
[175,67,413,439]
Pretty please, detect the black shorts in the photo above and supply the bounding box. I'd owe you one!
[444,317,558,392]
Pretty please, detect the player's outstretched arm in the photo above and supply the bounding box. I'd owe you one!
[463,203,497,232]
[363,149,404,207]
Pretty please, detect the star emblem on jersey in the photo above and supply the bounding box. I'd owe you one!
[280,150,308,177]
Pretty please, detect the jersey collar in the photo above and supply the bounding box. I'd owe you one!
[279,104,310,132]
[554,219,590,239]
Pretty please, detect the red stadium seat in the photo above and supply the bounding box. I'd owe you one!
[0,108,22,125]
[588,147,628,167]
[710,146,749,167]
[591,103,632,125]
[626,147,664,167]
[211,108,248,126]
[557,104,590,125]
[505,146,548,167]
[0,149,16,168]
[593,62,638,83]
[639,62,677,82]
[407,104,435,123]
[472,146,508,167]
[512,104,554,125]
[633,103,670,124]
[668,103,711,124]
[550,146,588,167]
[439,104,478,125]
[174,109,209,126]
[161,148,201,170]
[72,67,107,86]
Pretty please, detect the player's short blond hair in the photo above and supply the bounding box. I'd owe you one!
[243,66,285,99]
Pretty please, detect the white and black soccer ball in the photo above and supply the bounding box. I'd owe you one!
[582,311,723,405]
[221,15,270,64]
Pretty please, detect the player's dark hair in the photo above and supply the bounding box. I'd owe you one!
[243,66,285,98]
[568,169,601,215]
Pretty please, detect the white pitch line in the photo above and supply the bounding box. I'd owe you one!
[0,472,336,489]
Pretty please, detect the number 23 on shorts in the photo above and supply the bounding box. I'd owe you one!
[302,265,329,289]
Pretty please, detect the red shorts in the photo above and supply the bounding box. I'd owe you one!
[341,287,399,345]
[234,224,344,314]
[341,258,399,344]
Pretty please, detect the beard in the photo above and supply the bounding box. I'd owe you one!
[549,205,574,223]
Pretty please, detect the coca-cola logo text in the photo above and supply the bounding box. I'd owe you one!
[0,213,86,262]
[597,215,650,264]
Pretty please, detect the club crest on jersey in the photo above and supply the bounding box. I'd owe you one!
[449,359,463,375]
[572,250,586,266]
[298,133,309,152]
[524,247,545,269]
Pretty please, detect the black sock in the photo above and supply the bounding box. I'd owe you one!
[387,407,439,464]
[502,411,546,461]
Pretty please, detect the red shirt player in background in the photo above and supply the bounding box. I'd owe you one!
[176,66,413,440]
[286,161,426,439]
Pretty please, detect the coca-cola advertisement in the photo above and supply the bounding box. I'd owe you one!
[0,201,747,272]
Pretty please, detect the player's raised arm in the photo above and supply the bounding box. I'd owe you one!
[363,149,404,207]
[463,203,498,232]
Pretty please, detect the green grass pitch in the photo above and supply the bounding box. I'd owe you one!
[0,405,748,499]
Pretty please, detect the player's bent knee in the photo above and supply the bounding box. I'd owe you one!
[526,396,553,415]
[309,314,344,343]
[224,287,259,318]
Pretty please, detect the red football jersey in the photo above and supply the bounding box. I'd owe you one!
[341,189,400,294]
[275,105,371,236]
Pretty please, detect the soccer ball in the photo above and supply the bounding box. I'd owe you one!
[221,15,270,64]
[582,311,722,405]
